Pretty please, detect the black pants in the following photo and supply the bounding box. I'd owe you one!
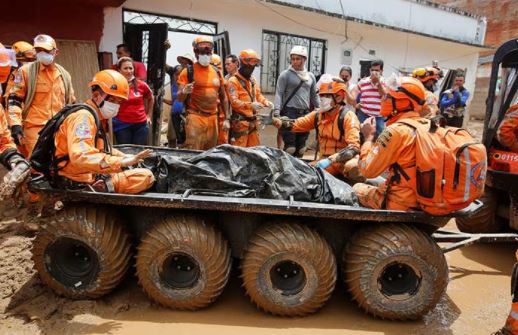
[446,116,464,128]
[281,107,309,156]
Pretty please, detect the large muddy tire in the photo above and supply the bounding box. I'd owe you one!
[344,224,448,320]
[241,223,336,317]
[32,206,131,299]
[456,188,502,233]
[136,215,231,310]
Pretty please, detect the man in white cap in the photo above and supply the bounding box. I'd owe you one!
[7,34,75,157]
[273,45,319,157]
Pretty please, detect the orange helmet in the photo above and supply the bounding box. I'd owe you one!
[211,54,222,71]
[412,67,440,83]
[88,69,129,100]
[192,36,214,49]
[380,77,426,118]
[239,49,261,66]
[319,79,347,95]
[0,45,16,83]
[12,41,36,61]
[33,34,57,51]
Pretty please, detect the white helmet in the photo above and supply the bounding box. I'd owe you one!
[290,45,308,58]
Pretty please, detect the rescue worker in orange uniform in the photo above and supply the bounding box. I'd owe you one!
[177,36,229,150]
[0,44,31,200]
[227,49,273,147]
[353,77,427,210]
[3,41,36,108]
[493,250,518,335]
[8,34,75,157]
[273,78,361,180]
[53,69,154,194]
[497,103,518,153]
[211,53,230,145]
[412,67,440,118]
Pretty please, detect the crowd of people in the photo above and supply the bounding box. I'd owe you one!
[2,33,518,334]
[0,33,514,212]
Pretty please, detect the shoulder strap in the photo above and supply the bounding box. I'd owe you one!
[22,62,39,119]
[338,107,347,141]
[281,78,304,111]
[314,112,320,160]
[55,63,73,104]
[234,75,255,102]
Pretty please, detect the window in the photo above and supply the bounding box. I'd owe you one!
[261,30,326,94]
[123,9,217,34]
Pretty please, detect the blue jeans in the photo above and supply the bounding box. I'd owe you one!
[114,122,149,145]
[357,110,385,137]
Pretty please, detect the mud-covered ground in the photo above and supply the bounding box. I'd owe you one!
[0,119,512,335]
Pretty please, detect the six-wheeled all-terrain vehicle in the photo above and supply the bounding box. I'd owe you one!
[28,145,483,320]
[456,38,518,234]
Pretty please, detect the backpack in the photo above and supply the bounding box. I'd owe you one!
[30,103,106,186]
[395,117,487,215]
[313,107,347,159]
[173,64,223,144]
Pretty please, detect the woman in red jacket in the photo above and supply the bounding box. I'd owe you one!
[114,57,154,145]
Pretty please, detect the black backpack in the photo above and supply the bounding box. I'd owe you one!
[30,103,107,185]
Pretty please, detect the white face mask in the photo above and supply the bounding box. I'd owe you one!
[100,100,120,119]
[320,97,333,112]
[198,54,211,67]
[36,51,54,66]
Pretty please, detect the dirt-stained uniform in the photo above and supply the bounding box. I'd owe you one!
[54,100,154,194]
[227,73,269,147]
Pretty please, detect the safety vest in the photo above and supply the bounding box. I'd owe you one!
[22,61,73,119]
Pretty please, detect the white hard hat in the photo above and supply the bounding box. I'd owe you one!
[290,45,308,58]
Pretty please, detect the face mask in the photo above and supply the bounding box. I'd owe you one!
[36,52,54,66]
[198,54,211,67]
[239,65,255,79]
[320,97,333,112]
[100,100,120,119]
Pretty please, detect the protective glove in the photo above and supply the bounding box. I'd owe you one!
[121,149,153,167]
[266,101,274,109]
[10,125,24,146]
[182,82,195,95]
[273,110,280,118]
[251,102,263,111]
[0,153,30,200]
[315,158,332,170]
[222,120,230,131]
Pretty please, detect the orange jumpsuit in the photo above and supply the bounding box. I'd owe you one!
[290,107,361,179]
[0,104,16,157]
[497,104,518,152]
[227,73,269,147]
[8,62,75,157]
[217,74,232,145]
[353,111,424,210]
[54,100,154,194]
[177,63,224,150]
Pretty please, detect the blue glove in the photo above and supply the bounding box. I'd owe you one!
[316,158,332,170]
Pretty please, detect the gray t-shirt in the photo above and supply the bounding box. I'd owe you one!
[274,68,319,113]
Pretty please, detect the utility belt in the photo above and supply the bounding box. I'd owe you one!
[186,108,217,117]
[230,112,258,139]
[230,112,257,122]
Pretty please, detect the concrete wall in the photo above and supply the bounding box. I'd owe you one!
[100,0,482,107]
